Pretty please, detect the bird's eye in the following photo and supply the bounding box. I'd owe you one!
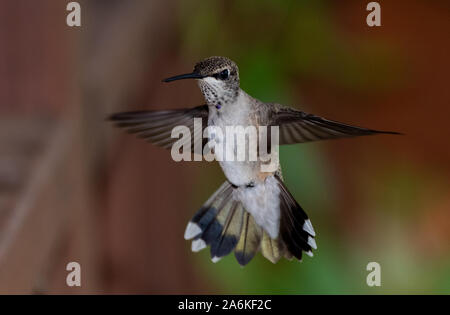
[218,69,230,80]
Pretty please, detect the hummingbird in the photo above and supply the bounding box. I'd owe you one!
[110,56,399,266]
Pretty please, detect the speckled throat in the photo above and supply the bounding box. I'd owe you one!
[198,79,239,108]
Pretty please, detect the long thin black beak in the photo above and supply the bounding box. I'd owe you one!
[162,72,205,83]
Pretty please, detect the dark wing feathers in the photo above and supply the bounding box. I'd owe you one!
[110,104,399,151]
[270,106,400,145]
[109,105,209,152]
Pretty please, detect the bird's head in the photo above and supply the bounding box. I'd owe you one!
[163,56,240,108]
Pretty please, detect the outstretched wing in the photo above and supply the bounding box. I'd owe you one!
[109,105,209,152]
[268,106,400,145]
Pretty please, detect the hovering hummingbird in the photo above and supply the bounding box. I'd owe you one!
[110,56,399,266]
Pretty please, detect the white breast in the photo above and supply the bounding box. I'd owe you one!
[208,92,260,186]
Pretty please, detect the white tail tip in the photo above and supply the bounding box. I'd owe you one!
[303,219,316,236]
[212,256,222,263]
[184,222,202,240]
[191,239,207,252]
[307,236,317,250]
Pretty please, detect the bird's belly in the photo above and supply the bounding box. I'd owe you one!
[210,121,261,186]
[219,160,259,187]
[208,104,276,186]
[208,122,278,186]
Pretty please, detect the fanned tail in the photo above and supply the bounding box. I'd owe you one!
[184,176,317,266]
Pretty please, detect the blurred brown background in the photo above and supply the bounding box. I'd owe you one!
[0,0,449,294]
